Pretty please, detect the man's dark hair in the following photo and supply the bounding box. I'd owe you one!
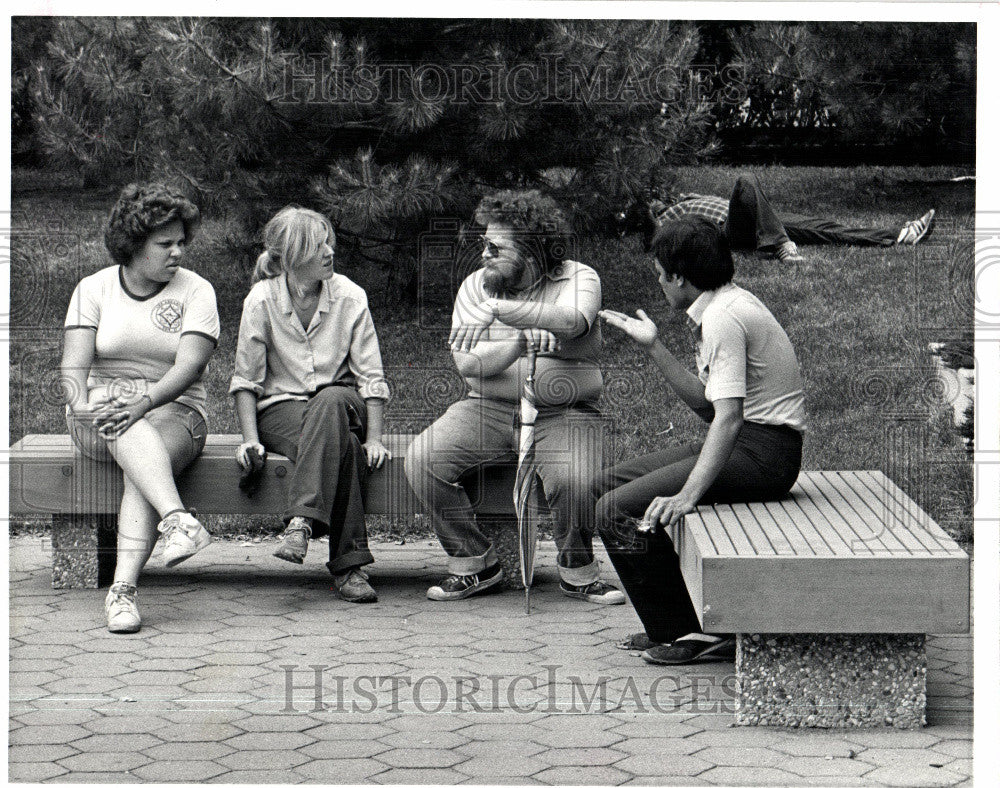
[650,216,734,291]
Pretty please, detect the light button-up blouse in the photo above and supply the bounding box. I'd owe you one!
[230,273,390,411]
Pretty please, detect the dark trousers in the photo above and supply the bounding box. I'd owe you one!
[257,385,374,575]
[725,176,897,250]
[595,421,803,643]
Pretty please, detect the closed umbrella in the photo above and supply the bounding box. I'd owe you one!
[514,339,540,614]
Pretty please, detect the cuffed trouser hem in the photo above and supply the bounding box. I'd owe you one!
[448,546,499,576]
[327,550,375,576]
[283,507,328,527]
[558,558,601,586]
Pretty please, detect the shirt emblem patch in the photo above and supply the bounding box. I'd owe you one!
[151,299,184,333]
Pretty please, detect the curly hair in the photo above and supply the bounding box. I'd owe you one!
[104,182,201,266]
[473,189,573,273]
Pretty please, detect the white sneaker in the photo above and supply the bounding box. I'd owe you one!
[105,582,141,633]
[896,209,936,245]
[775,240,804,263]
[158,510,212,567]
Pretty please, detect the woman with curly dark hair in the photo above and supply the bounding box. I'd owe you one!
[61,182,220,633]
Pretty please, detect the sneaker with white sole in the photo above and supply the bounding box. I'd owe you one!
[896,208,936,245]
[559,580,626,605]
[775,240,804,263]
[158,509,211,568]
[427,563,503,601]
[104,581,141,633]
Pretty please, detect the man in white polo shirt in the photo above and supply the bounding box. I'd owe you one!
[597,216,806,665]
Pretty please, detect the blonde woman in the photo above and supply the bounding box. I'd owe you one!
[231,206,390,602]
[61,182,219,633]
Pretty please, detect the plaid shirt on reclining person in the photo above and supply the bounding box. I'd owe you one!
[651,193,729,226]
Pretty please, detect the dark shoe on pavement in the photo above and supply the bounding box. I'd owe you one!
[615,632,662,651]
[427,563,503,601]
[333,568,378,603]
[273,517,311,564]
[896,208,936,245]
[642,636,736,665]
[559,580,626,605]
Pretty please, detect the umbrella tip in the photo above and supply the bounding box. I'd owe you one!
[525,587,531,615]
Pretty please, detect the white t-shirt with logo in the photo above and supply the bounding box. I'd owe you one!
[64,265,220,419]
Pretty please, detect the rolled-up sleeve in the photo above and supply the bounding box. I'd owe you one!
[229,298,267,398]
[556,264,601,334]
[348,306,390,401]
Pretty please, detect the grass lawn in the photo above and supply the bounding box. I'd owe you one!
[9,165,974,543]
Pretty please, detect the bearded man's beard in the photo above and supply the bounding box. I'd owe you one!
[482,258,525,297]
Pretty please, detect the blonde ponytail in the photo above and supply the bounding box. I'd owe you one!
[252,249,283,283]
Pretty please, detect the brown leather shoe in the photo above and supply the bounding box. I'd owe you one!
[333,569,378,603]
[273,517,311,564]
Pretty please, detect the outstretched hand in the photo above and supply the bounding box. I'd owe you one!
[599,309,658,348]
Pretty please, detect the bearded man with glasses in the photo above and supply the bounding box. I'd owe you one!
[404,190,624,605]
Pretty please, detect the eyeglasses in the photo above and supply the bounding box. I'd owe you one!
[481,238,502,258]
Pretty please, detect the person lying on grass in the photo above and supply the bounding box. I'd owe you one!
[617,175,936,261]
[595,216,807,665]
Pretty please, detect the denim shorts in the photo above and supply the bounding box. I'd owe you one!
[67,400,208,470]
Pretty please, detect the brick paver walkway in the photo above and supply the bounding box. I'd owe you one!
[9,536,972,785]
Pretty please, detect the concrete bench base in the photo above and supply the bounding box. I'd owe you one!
[50,514,118,589]
[735,633,927,728]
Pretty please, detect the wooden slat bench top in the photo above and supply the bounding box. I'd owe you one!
[683,471,966,559]
[672,471,969,635]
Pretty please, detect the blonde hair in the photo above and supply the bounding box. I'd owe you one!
[252,206,335,283]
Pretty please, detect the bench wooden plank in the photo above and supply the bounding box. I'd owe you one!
[690,507,739,557]
[793,474,877,556]
[718,503,776,556]
[809,472,913,555]
[784,495,858,557]
[839,471,936,555]
[759,499,823,556]
[744,501,801,555]
[712,505,766,556]
[843,471,952,555]
[856,471,965,555]
[768,498,836,556]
